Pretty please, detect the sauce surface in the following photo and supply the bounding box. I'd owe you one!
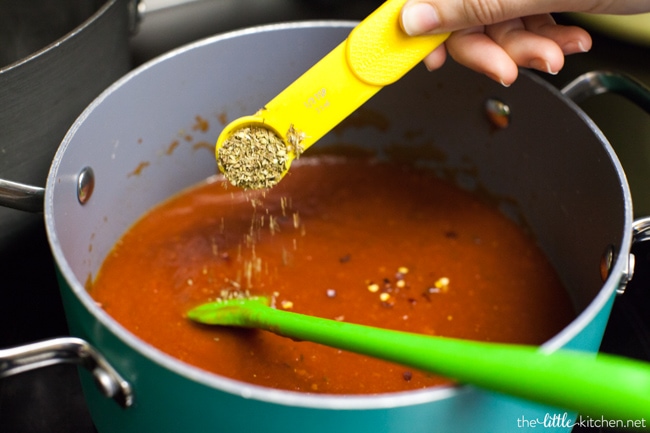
[91,157,575,394]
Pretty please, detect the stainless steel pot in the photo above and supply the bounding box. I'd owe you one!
[0,0,140,250]
[2,21,650,433]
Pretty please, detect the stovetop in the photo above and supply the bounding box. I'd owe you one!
[1,2,649,432]
[0,221,95,432]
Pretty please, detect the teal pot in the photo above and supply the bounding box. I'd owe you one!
[7,22,650,433]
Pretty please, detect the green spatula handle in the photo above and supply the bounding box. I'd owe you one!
[188,298,650,422]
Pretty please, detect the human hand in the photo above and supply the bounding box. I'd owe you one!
[400,0,647,85]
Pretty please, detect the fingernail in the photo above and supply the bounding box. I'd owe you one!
[402,2,441,36]
[487,73,511,87]
[562,40,590,54]
[529,58,558,75]
[577,40,589,52]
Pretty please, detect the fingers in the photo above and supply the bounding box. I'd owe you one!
[417,14,593,86]
[524,15,592,55]
[399,0,625,85]
[422,44,448,71]
[485,16,566,76]
[444,28,520,86]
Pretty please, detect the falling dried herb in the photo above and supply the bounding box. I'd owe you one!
[218,125,300,190]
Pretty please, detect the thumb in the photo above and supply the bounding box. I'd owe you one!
[400,0,646,36]
[401,1,446,36]
[400,0,536,35]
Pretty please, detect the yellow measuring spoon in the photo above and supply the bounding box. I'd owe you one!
[216,0,450,189]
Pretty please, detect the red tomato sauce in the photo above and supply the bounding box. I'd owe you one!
[90,156,575,394]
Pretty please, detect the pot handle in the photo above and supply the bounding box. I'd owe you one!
[0,179,45,213]
[561,70,650,113]
[633,217,650,244]
[0,337,132,408]
[619,216,650,291]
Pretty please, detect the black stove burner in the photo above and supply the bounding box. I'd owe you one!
[0,221,96,432]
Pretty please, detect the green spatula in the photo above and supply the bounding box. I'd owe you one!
[187,296,650,422]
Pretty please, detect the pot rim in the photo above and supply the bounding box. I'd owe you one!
[44,20,634,410]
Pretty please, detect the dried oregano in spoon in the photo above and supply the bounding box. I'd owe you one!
[217,125,304,190]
